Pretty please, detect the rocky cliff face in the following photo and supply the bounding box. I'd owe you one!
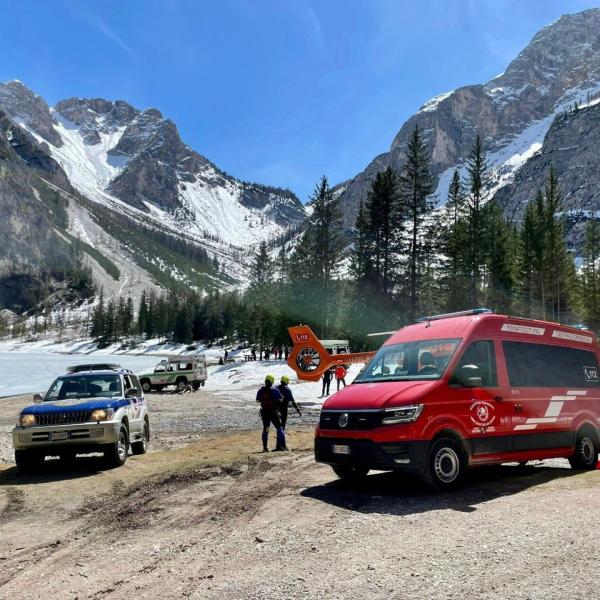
[338,8,600,228]
[494,100,600,247]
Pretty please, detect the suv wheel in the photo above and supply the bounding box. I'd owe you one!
[423,437,467,491]
[569,427,599,470]
[131,420,150,455]
[104,424,129,468]
[141,379,151,393]
[192,381,201,391]
[332,464,369,481]
[176,377,188,391]
[15,449,43,474]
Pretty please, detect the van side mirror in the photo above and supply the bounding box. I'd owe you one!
[459,364,482,388]
[33,394,43,404]
[126,388,138,398]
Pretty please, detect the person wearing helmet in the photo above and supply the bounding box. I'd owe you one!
[256,374,286,452]
[276,375,302,438]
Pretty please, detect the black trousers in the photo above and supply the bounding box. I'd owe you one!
[322,379,331,395]
[260,408,282,430]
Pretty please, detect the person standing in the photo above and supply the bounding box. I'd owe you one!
[256,374,286,452]
[276,375,302,432]
[264,347,270,362]
[335,365,347,391]
[321,368,333,397]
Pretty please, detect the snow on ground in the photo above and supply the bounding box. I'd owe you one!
[204,360,363,409]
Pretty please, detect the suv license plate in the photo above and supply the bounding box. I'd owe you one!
[332,444,350,455]
[50,431,68,441]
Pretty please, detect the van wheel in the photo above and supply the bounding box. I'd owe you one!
[332,464,369,481]
[141,379,151,393]
[569,428,598,470]
[423,437,466,491]
[176,377,188,391]
[104,424,129,468]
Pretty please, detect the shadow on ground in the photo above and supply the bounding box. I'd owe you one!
[301,463,582,516]
[0,455,111,486]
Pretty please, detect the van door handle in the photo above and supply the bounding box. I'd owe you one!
[494,396,503,402]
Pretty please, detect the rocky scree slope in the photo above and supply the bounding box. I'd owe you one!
[338,8,600,235]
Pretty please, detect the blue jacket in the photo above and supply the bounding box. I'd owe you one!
[276,384,300,413]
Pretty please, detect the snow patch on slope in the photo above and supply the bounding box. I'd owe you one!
[177,178,285,246]
[48,112,129,201]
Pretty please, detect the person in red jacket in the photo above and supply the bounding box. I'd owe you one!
[335,365,347,391]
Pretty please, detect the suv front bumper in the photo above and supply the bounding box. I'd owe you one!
[12,420,121,451]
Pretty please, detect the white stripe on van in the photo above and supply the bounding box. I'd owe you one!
[513,390,588,431]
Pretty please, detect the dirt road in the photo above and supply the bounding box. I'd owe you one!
[2,391,600,599]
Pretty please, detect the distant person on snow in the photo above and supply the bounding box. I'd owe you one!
[276,375,301,434]
[321,368,333,397]
[256,374,286,452]
[264,348,270,362]
[335,365,347,391]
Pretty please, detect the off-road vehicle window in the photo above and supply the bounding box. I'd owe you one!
[503,341,600,387]
[45,375,123,401]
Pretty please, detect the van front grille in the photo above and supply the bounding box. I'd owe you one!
[319,410,383,430]
[35,411,91,426]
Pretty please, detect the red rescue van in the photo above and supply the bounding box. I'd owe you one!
[314,309,600,489]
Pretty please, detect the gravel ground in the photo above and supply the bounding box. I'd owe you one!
[3,390,600,599]
[0,387,319,462]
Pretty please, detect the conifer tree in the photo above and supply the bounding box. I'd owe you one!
[465,135,489,306]
[400,125,433,320]
[581,219,600,331]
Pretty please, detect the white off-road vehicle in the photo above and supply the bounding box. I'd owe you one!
[138,355,207,392]
[12,364,150,472]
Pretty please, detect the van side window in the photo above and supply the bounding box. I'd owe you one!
[503,341,600,387]
[453,340,497,387]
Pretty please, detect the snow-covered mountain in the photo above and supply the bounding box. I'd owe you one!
[0,82,306,247]
[338,8,600,234]
[0,81,308,312]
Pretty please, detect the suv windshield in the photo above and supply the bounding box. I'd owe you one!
[355,338,461,382]
[45,375,123,401]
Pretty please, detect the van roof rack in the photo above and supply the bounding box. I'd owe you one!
[67,363,121,373]
[415,308,493,323]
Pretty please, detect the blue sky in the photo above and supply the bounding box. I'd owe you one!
[0,0,598,201]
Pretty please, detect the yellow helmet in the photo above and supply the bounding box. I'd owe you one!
[280,375,290,385]
[265,374,275,385]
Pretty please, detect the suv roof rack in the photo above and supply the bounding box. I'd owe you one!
[415,308,493,323]
[67,363,121,373]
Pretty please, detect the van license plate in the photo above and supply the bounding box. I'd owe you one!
[332,444,350,455]
[50,432,68,441]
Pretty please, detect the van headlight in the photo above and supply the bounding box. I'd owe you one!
[90,408,114,422]
[382,404,424,424]
[19,414,36,427]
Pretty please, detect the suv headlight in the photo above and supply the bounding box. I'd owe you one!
[19,414,36,427]
[382,404,424,425]
[90,408,114,422]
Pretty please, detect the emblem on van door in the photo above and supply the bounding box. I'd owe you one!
[338,413,349,428]
[470,400,495,428]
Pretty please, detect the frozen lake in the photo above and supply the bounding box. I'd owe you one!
[0,352,162,398]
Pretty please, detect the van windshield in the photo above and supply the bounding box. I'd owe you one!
[45,375,123,401]
[355,338,461,383]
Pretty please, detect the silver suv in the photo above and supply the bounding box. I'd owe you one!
[12,364,150,472]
